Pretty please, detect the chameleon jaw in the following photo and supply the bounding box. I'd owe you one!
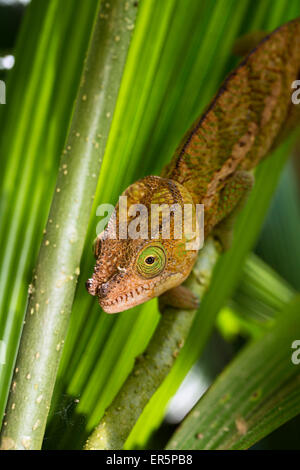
[99,287,152,313]
[99,279,164,313]
[98,272,185,313]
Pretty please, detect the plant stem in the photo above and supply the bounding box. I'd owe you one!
[0,0,138,450]
[0,0,98,431]
[85,238,219,450]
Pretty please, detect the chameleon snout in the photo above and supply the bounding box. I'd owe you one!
[96,281,110,299]
[85,277,110,299]
[85,278,96,296]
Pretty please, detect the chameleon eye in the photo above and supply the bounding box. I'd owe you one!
[93,237,102,259]
[136,245,166,278]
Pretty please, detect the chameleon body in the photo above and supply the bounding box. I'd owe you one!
[87,18,300,313]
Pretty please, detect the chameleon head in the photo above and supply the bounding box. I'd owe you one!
[86,175,200,313]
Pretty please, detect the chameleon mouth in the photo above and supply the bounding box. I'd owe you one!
[99,272,184,313]
[100,283,159,313]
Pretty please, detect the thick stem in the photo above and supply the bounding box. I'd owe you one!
[0,0,138,450]
[85,238,219,450]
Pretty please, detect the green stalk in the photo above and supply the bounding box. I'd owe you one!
[0,0,138,450]
[85,238,219,450]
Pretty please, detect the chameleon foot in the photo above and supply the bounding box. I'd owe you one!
[159,284,200,311]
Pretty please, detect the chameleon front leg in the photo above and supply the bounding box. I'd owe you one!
[212,170,254,250]
[159,284,200,311]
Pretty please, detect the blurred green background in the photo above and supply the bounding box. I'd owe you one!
[0,0,300,450]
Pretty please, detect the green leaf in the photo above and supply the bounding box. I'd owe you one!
[167,296,300,450]
[256,161,300,291]
[1,0,299,451]
[231,253,295,326]
[217,253,295,341]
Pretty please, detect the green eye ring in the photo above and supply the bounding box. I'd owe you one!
[136,244,166,279]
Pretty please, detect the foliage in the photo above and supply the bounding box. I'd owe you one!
[0,0,300,450]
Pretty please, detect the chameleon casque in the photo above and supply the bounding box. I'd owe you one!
[86,18,300,313]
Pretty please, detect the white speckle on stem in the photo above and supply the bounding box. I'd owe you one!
[32,420,41,431]
[21,437,31,449]
[36,395,43,404]
[235,416,248,435]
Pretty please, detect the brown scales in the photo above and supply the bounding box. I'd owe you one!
[163,17,300,234]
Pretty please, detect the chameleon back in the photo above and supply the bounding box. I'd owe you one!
[163,18,300,209]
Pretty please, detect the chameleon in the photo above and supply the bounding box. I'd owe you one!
[86,17,300,313]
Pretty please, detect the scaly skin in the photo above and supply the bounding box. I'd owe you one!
[87,18,300,313]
